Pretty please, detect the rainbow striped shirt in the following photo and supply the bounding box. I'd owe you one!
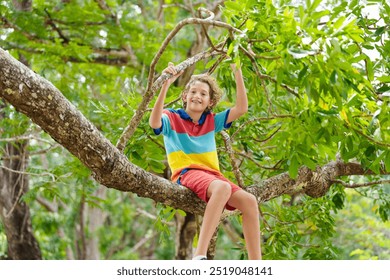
[153,108,232,182]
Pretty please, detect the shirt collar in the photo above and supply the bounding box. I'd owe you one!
[177,108,210,125]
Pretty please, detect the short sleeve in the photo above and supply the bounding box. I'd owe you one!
[153,113,171,135]
[214,108,232,133]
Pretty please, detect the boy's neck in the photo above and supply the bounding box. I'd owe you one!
[185,109,203,123]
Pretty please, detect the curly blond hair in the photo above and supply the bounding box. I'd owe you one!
[181,74,222,112]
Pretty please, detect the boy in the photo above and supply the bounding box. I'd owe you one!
[149,62,261,260]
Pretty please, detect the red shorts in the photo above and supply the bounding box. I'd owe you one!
[178,169,241,210]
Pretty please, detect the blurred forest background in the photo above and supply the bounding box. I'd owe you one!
[0,0,389,260]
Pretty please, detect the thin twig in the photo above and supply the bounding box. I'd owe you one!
[231,115,293,140]
[0,165,56,181]
[331,179,390,188]
[44,8,70,44]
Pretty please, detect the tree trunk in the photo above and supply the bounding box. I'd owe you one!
[175,212,197,259]
[84,186,107,259]
[0,139,42,259]
[0,0,41,253]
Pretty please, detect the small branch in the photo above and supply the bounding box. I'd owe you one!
[36,196,58,212]
[136,208,174,226]
[44,8,70,44]
[1,143,60,160]
[0,165,56,181]
[235,151,282,171]
[0,134,53,145]
[147,16,242,93]
[207,52,228,75]
[197,8,221,52]
[129,232,159,254]
[331,179,390,188]
[240,45,299,99]
[348,124,390,148]
[146,135,165,151]
[94,0,117,22]
[239,45,276,114]
[247,42,281,60]
[1,16,50,44]
[220,131,245,187]
[145,96,182,112]
[3,42,136,67]
[43,18,107,26]
[231,115,292,140]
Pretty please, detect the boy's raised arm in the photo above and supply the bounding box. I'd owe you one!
[149,62,182,129]
[226,63,248,124]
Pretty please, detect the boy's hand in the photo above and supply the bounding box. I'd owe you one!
[230,62,241,73]
[163,62,183,86]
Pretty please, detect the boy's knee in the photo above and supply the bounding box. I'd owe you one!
[241,192,259,213]
[208,181,232,199]
[247,193,258,205]
[248,194,259,211]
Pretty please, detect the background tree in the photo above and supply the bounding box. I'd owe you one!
[0,0,389,260]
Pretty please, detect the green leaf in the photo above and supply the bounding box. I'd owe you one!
[246,19,256,31]
[225,1,242,11]
[298,153,317,170]
[350,248,364,257]
[330,70,337,84]
[298,65,308,80]
[349,34,364,43]
[377,76,390,83]
[366,59,374,81]
[332,192,345,210]
[334,16,345,29]
[378,205,389,222]
[311,0,322,11]
[374,26,386,36]
[289,154,299,179]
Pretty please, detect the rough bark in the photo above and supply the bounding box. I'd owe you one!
[84,186,107,259]
[0,48,385,217]
[0,140,42,259]
[0,0,42,261]
[175,213,197,260]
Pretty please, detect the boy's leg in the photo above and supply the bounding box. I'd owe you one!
[228,190,262,260]
[194,180,232,258]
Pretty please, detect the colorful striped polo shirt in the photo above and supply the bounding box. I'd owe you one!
[153,108,232,182]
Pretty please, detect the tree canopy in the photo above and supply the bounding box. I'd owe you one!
[0,0,389,260]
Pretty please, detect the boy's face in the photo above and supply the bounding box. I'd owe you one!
[183,81,213,113]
